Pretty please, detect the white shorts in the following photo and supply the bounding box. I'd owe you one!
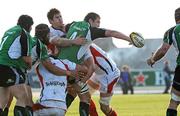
[33,101,66,116]
[34,107,66,116]
[89,67,120,93]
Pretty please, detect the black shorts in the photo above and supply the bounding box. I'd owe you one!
[172,65,180,91]
[0,64,26,87]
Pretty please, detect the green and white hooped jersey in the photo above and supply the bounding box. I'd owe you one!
[0,25,32,69]
[163,24,180,65]
[31,37,49,65]
[58,21,92,64]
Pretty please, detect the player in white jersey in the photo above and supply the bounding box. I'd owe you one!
[87,43,120,116]
[33,58,79,116]
[47,8,95,115]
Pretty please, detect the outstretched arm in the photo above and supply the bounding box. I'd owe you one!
[105,29,132,43]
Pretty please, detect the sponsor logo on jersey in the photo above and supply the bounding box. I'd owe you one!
[45,81,65,87]
[73,26,87,31]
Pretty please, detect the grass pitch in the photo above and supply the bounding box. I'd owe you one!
[9,94,180,116]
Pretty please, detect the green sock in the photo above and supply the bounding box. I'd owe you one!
[3,107,9,116]
[66,93,76,108]
[26,106,33,116]
[79,102,89,116]
[0,108,3,115]
[14,106,27,116]
[166,109,177,116]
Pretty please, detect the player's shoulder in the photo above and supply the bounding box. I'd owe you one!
[164,26,176,37]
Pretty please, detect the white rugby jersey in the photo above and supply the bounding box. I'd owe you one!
[36,57,76,108]
[90,43,117,75]
[49,26,65,43]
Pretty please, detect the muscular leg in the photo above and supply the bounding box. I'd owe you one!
[87,80,99,116]
[0,87,10,115]
[25,85,34,116]
[66,84,78,108]
[3,94,13,116]
[99,93,117,116]
[166,66,180,116]
[166,87,179,116]
[9,84,28,116]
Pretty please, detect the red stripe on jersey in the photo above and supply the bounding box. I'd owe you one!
[35,65,44,87]
[47,43,56,54]
[107,78,119,93]
[90,46,113,74]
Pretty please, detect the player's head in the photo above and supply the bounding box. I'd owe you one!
[84,12,100,28]
[17,15,34,32]
[35,24,50,45]
[47,8,64,29]
[175,7,180,23]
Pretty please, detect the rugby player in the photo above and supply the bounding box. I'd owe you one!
[147,7,180,116]
[0,15,33,116]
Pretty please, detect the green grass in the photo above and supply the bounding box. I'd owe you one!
[9,94,180,116]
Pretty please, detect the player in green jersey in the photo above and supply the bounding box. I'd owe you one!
[66,12,132,116]
[147,7,180,116]
[0,15,34,116]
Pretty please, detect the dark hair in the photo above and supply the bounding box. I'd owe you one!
[175,7,180,22]
[35,24,50,45]
[17,15,33,32]
[47,8,60,20]
[84,12,100,23]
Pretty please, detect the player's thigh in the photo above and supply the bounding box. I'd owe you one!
[9,84,27,100]
[0,87,10,108]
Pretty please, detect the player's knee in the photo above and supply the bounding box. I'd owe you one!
[87,84,97,95]
[99,96,112,112]
[99,96,112,106]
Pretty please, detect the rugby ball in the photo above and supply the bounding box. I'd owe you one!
[130,32,145,48]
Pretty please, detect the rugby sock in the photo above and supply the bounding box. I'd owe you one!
[3,107,9,116]
[14,106,27,116]
[66,93,76,108]
[79,102,89,116]
[89,99,98,116]
[26,106,33,116]
[0,108,3,115]
[166,109,177,116]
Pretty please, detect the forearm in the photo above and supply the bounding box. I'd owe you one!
[51,37,74,47]
[105,30,131,42]
[152,47,167,62]
[42,59,70,76]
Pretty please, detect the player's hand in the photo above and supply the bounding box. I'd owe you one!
[147,53,155,67]
[73,37,87,45]
[67,70,78,78]
[78,71,86,79]
[147,58,155,67]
